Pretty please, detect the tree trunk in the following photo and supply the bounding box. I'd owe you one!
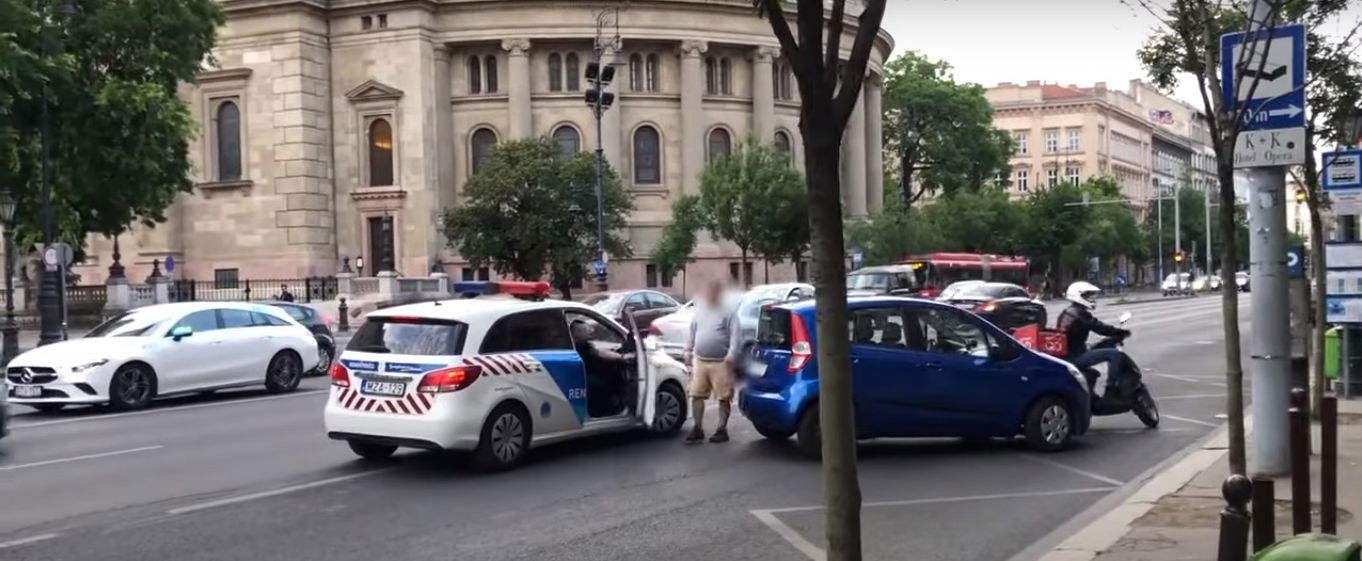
[1217,161,1247,476]
[740,247,750,288]
[900,151,913,210]
[764,260,770,284]
[1304,153,1326,419]
[805,126,861,561]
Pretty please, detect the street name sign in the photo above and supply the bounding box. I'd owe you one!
[1323,149,1362,213]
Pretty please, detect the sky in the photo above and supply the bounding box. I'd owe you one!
[879,0,1362,108]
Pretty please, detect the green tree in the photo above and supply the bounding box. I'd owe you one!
[921,189,1025,255]
[1019,181,1090,287]
[1145,185,1211,275]
[1074,179,1147,281]
[650,194,703,284]
[881,52,1013,208]
[0,0,224,249]
[752,1,887,558]
[845,196,943,266]
[442,138,632,298]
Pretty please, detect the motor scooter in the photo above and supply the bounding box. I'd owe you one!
[1079,311,1160,428]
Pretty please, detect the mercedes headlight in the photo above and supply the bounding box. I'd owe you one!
[71,359,109,373]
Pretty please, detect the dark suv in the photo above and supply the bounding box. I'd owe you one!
[846,265,921,297]
[267,302,335,375]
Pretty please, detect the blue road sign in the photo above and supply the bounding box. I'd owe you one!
[1220,23,1306,132]
[165,256,175,273]
[592,260,606,276]
[851,251,863,268]
[1287,246,1304,277]
[1323,149,1362,190]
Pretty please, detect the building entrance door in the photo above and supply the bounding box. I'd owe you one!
[367,216,395,275]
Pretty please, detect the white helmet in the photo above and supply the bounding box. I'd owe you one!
[1065,281,1101,310]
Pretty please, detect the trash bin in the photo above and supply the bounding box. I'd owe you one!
[1251,534,1361,561]
[1326,327,1341,381]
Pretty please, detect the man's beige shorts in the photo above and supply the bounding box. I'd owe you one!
[689,357,734,401]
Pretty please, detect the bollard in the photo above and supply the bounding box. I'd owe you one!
[1252,476,1276,552]
[338,297,349,333]
[1219,474,1253,561]
[1321,396,1338,534]
[1289,397,1311,535]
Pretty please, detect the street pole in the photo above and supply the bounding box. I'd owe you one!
[1247,0,1292,476]
[1206,185,1214,275]
[0,190,17,368]
[585,9,619,292]
[1175,185,1182,279]
[37,0,74,347]
[1158,191,1165,281]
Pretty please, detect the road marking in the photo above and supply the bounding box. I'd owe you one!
[12,389,328,429]
[167,469,386,515]
[1019,455,1124,486]
[1090,427,1192,434]
[1150,373,1227,387]
[0,445,163,471]
[751,510,826,561]
[1164,414,1220,427]
[1158,393,1228,400]
[0,533,59,549]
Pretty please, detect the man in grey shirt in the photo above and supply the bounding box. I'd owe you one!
[683,280,742,444]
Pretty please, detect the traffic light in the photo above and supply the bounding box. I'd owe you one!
[1173,251,1185,263]
[584,61,615,113]
[1295,188,1306,203]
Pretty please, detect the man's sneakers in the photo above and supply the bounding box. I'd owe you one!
[683,427,729,444]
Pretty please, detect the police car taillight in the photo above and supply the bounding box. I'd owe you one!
[417,365,483,393]
[329,362,350,387]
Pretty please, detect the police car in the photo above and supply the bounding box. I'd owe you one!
[324,281,690,470]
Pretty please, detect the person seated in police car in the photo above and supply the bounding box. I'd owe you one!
[570,318,629,418]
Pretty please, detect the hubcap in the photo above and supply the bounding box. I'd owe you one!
[271,356,299,386]
[490,413,524,463]
[317,347,332,372]
[1040,404,1070,444]
[118,368,150,404]
[654,390,681,431]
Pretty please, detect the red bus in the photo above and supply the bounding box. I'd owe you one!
[899,253,1031,298]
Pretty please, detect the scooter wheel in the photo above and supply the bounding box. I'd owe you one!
[1133,388,1159,428]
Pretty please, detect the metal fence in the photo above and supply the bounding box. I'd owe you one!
[66,285,108,314]
[171,277,338,303]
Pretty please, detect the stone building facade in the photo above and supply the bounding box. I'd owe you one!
[72,0,893,294]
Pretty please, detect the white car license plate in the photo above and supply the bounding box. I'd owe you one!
[15,385,42,398]
[746,360,767,378]
[361,380,405,397]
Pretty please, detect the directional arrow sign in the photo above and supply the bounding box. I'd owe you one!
[1221,23,1307,132]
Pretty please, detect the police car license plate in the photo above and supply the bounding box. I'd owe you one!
[360,380,405,397]
[15,385,42,398]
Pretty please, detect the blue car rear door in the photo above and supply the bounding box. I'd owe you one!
[847,304,934,437]
[899,305,1027,436]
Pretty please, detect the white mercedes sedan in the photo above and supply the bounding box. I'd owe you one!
[7,302,319,412]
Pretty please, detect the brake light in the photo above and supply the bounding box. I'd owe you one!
[787,314,812,373]
[329,362,350,387]
[417,365,483,393]
[920,287,939,298]
[978,301,998,313]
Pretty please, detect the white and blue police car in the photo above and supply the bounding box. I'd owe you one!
[325,281,690,470]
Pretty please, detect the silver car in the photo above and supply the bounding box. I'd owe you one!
[648,283,815,361]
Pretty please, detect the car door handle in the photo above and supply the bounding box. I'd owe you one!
[922,361,943,370]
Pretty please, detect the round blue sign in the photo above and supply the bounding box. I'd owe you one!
[165,256,176,272]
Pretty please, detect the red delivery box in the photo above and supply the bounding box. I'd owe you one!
[1010,324,1068,358]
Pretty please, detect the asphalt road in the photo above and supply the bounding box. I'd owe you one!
[0,294,1247,561]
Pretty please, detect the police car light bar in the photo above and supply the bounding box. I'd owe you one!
[451,281,552,299]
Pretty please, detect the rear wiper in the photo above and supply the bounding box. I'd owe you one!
[351,344,392,353]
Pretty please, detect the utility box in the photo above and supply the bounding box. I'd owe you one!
[1251,535,1361,561]
[1327,327,1340,380]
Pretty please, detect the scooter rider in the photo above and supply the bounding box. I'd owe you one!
[1056,281,1131,395]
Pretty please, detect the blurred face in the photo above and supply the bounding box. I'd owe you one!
[703,282,723,306]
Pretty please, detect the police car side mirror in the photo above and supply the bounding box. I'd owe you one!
[170,326,193,341]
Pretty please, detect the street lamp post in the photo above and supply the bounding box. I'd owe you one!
[584,10,619,292]
[0,189,18,368]
[37,0,76,347]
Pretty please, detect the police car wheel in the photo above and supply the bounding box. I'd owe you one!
[652,383,686,436]
[347,440,397,461]
[473,404,530,471]
[264,351,303,394]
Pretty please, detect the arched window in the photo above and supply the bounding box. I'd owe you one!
[470,127,498,174]
[548,53,563,92]
[215,101,241,181]
[552,126,580,157]
[565,53,580,91]
[707,128,731,162]
[774,130,792,157]
[719,58,732,95]
[467,56,482,94]
[629,54,642,91]
[645,54,659,92]
[633,126,661,185]
[484,55,498,93]
[704,57,718,95]
[368,118,394,186]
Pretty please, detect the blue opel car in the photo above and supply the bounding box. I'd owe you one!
[738,296,1091,457]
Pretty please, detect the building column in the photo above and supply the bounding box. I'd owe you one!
[864,76,884,214]
[751,46,777,144]
[679,40,707,193]
[502,38,532,138]
[842,86,868,217]
[601,47,623,170]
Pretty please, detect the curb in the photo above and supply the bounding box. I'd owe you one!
[1006,415,1254,561]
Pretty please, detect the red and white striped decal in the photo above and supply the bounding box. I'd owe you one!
[335,386,434,415]
[462,353,546,376]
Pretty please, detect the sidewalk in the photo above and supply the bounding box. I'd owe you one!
[1039,401,1362,561]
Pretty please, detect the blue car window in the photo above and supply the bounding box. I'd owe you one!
[848,307,909,349]
[913,308,991,358]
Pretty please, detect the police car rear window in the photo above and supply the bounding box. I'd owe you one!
[347,317,467,356]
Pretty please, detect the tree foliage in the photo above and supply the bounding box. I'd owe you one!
[0,0,224,251]
[442,138,633,295]
[881,51,1013,208]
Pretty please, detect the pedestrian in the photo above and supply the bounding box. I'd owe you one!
[278,284,295,302]
[682,280,741,444]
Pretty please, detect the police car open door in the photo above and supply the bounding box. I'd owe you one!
[624,311,659,428]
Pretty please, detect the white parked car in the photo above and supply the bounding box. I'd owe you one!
[1161,273,1191,296]
[7,302,318,412]
[325,281,690,471]
[647,283,815,361]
